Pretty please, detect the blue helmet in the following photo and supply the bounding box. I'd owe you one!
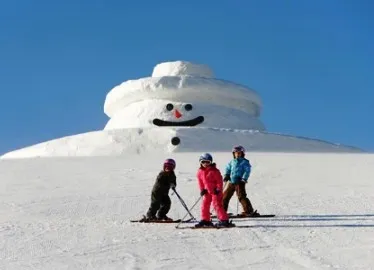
[199,153,213,163]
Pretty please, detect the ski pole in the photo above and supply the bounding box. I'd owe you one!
[235,183,239,215]
[236,198,239,215]
[172,188,196,220]
[175,195,202,228]
[223,181,228,192]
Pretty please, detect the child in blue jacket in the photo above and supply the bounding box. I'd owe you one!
[222,145,259,216]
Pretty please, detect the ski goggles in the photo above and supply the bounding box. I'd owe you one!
[200,160,211,165]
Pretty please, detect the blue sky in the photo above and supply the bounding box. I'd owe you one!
[0,0,373,154]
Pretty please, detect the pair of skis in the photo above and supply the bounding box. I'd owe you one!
[130,213,276,229]
[187,213,276,229]
[129,218,235,229]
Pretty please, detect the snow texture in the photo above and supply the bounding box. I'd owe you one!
[151,61,214,78]
[1,152,373,270]
[1,127,362,159]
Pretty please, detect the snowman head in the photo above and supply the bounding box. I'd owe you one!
[103,61,265,131]
[104,99,265,131]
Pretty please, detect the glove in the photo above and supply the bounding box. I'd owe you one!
[170,184,176,190]
[223,175,230,182]
[213,188,220,195]
[200,189,208,196]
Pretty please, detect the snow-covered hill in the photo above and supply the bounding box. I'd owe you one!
[1,152,374,269]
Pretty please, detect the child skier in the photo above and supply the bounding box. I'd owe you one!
[223,145,259,216]
[196,153,233,227]
[145,158,177,221]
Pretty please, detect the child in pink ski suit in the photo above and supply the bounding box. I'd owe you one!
[195,153,231,227]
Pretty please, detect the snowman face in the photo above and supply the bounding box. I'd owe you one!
[103,99,265,131]
[152,103,205,126]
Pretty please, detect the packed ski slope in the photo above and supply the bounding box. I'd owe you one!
[1,152,374,270]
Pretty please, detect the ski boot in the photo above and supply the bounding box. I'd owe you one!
[240,210,260,217]
[195,220,214,228]
[248,210,261,217]
[156,215,173,221]
[139,215,157,222]
[215,220,235,228]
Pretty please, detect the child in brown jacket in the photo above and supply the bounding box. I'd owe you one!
[145,159,177,220]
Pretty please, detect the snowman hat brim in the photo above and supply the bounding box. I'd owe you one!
[104,76,262,118]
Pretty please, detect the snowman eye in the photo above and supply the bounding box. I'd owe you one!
[166,103,174,111]
[184,104,193,111]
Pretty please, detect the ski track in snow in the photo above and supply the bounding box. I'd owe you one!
[0,153,374,269]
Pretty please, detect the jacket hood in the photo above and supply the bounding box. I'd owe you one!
[233,153,245,158]
[233,156,246,160]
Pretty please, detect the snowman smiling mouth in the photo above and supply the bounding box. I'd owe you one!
[153,103,205,127]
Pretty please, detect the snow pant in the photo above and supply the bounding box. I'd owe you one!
[223,182,254,214]
[201,193,229,221]
[146,192,171,218]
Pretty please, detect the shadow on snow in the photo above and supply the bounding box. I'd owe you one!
[228,214,374,228]
[233,224,374,228]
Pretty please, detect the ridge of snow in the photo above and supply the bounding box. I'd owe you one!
[151,61,214,78]
[1,127,362,159]
[104,76,262,118]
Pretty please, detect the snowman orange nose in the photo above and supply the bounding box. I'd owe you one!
[174,109,182,119]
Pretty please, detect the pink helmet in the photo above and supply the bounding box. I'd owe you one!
[163,158,176,169]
